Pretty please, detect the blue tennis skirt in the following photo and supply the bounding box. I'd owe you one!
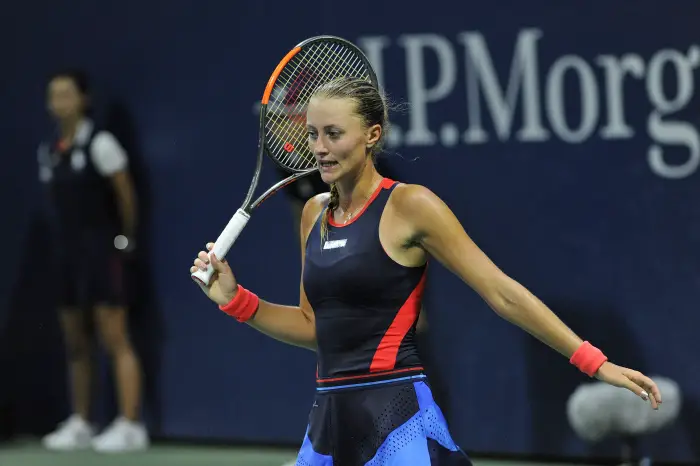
[294,373,472,465]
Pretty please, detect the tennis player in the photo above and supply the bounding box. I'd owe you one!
[191,77,661,464]
[38,69,149,452]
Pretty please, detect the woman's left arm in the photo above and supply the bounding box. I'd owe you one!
[392,184,662,408]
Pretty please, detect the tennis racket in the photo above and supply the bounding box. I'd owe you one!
[191,35,380,286]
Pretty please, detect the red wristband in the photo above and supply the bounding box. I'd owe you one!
[570,341,608,377]
[218,285,259,323]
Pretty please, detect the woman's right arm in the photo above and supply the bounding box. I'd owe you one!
[193,194,327,351]
[244,194,327,350]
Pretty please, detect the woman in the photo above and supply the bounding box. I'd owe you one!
[191,77,661,465]
[38,69,149,452]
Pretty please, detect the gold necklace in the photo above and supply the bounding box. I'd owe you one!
[340,204,365,224]
[338,177,382,224]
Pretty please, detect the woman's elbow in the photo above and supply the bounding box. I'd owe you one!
[484,275,528,317]
[301,315,318,351]
[296,331,318,352]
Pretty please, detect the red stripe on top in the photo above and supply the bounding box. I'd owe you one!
[369,269,427,372]
[317,366,424,384]
[328,178,395,228]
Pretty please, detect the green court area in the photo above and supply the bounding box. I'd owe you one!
[0,440,598,466]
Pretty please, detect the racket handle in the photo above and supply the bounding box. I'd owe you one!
[191,208,251,286]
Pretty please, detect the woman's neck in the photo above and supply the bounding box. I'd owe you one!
[336,161,382,212]
[58,117,83,143]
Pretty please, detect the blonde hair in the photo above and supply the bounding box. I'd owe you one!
[312,77,389,244]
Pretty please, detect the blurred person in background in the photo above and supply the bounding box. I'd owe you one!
[37,69,149,452]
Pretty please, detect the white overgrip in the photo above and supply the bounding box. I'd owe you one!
[191,208,251,286]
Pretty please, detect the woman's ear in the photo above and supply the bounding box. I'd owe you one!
[365,124,382,149]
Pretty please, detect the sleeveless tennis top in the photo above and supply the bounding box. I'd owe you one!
[303,178,427,385]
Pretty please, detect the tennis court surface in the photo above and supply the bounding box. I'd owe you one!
[0,440,598,466]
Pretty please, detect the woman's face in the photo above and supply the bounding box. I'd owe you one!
[306,97,379,184]
[47,77,85,121]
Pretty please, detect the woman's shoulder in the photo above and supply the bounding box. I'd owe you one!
[300,192,331,234]
[387,182,441,213]
[304,192,330,213]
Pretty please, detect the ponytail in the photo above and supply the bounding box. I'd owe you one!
[320,183,340,245]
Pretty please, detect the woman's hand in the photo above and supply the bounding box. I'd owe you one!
[190,242,238,306]
[595,361,662,409]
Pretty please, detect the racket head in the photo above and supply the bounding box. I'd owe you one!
[259,36,380,175]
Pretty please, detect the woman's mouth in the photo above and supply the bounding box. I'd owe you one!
[319,161,339,172]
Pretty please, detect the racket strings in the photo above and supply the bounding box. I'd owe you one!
[264,41,372,172]
[267,42,358,167]
[278,43,365,125]
[273,45,361,169]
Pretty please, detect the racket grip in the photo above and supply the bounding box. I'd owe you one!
[191,208,251,286]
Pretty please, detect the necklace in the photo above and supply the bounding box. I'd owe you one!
[338,177,382,224]
[340,204,365,224]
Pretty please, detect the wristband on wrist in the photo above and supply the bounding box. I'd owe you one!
[218,285,259,323]
[570,341,608,377]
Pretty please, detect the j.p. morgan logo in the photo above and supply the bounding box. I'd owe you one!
[357,29,700,179]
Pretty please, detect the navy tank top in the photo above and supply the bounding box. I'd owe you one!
[303,178,427,385]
